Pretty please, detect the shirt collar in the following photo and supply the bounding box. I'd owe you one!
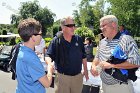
[105,32,121,42]
[113,32,121,39]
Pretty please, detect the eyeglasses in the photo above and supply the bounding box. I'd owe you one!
[64,24,75,28]
[33,33,42,36]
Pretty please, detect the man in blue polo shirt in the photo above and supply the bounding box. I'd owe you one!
[119,24,131,35]
[16,18,54,93]
[46,16,89,93]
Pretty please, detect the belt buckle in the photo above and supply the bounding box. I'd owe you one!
[119,81,128,85]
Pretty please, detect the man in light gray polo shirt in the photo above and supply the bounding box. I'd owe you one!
[91,15,140,93]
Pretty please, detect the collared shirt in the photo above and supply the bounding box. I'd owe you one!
[46,35,86,75]
[95,32,140,85]
[16,46,46,93]
[120,29,130,35]
[35,38,46,54]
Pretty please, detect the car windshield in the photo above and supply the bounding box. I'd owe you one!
[0,46,13,55]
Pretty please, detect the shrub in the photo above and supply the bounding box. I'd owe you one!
[44,37,52,48]
[75,26,95,42]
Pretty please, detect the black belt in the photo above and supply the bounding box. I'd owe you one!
[118,80,128,85]
[58,71,80,76]
[82,85,100,93]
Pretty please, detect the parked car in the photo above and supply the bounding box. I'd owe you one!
[0,46,13,71]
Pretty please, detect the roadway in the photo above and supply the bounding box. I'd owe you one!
[0,70,55,93]
[0,67,140,93]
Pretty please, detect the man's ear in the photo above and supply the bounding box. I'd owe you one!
[112,22,117,28]
[31,36,35,42]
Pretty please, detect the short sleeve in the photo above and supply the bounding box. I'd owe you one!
[46,38,56,60]
[120,35,140,65]
[27,57,46,82]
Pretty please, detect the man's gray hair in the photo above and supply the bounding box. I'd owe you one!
[60,16,74,26]
[60,18,66,26]
[100,15,118,25]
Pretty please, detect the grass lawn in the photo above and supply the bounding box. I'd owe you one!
[93,47,97,55]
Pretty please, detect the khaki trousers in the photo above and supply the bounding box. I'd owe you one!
[54,72,83,93]
[102,80,134,93]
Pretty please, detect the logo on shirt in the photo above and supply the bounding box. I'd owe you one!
[75,42,79,46]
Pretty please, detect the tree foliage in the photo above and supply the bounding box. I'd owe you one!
[75,26,95,41]
[11,0,55,36]
[73,10,82,27]
[73,0,140,37]
[107,0,140,36]
[77,0,95,27]
[73,0,106,35]
[92,0,105,35]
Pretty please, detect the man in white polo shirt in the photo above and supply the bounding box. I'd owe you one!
[35,38,46,55]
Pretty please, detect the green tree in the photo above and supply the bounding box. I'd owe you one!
[73,0,106,35]
[52,19,61,36]
[52,24,60,37]
[75,26,95,42]
[11,0,55,36]
[73,10,82,27]
[92,0,105,35]
[11,14,21,27]
[79,0,95,27]
[107,0,140,36]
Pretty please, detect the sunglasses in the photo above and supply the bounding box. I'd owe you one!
[64,24,75,28]
[33,33,42,36]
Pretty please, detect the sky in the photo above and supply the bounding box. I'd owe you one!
[0,0,83,24]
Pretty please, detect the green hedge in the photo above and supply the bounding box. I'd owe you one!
[44,37,52,48]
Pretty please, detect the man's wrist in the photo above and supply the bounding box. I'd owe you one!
[111,64,116,68]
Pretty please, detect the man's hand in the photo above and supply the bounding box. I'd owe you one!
[90,58,101,77]
[47,62,55,74]
[45,57,52,65]
[90,65,100,77]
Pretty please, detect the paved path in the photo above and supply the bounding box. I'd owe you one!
[0,68,140,93]
[133,69,140,93]
[0,70,55,93]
